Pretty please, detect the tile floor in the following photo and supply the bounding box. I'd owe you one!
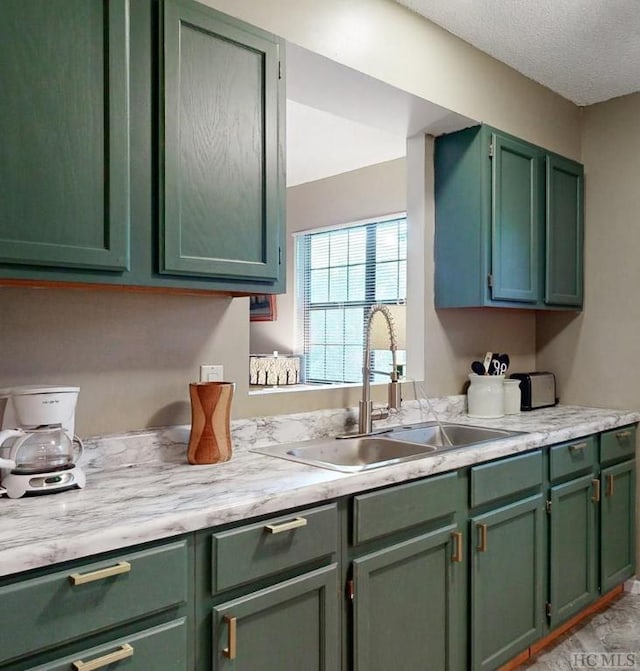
[518,593,640,670]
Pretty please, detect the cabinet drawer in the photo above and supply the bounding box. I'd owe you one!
[600,426,636,465]
[470,450,542,508]
[32,618,187,671]
[549,435,597,482]
[211,504,337,593]
[0,540,188,665]
[352,472,459,546]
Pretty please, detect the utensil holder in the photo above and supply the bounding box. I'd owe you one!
[467,374,505,418]
[187,382,234,465]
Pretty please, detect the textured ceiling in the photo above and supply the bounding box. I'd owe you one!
[395,0,640,105]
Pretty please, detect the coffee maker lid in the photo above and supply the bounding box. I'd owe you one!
[0,385,80,396]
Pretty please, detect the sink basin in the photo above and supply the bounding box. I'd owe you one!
[253,422,524,473]
[286,436,438,472]
[387,422,521,449]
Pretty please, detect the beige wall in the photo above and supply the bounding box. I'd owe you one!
[200,0,581,159]
[250,158,407,355]
[0,288,250,436]
[537,93,640,410]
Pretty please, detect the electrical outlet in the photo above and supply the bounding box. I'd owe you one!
[200,364,224,382]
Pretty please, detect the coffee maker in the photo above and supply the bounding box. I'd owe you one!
[0,386,86,498]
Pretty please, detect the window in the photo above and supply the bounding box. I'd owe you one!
[296,215,407,384]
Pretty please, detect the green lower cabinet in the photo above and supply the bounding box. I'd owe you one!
[352,524,464,671]
[600,460,636,592]
[549,474,598,627]
[30,619,188,671]
[212,564,339,671]
[471,495,545,671]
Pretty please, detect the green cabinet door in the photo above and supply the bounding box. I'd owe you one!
[212,565,339,671]
[471,495,545,671]
[0,0,130,272]
[161,0,284,284]
[352,525,465,671]
[545,154,584,306]
[490,133,545,303]
[549,474,598,627]
[600,460,636,592]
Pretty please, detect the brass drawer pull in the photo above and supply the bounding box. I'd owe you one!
[569,442,588,452]
[592,478,601,503]
[264,517,307,534]
[451,531,463,563]
[606,474,615,497]
[223,615,237,660]
[615,430,632,442]
[72,643,133,671]
[476,524,487,553]
[69,561,131,586]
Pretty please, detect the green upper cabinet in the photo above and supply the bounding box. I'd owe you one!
[546,154,584,306]
[434,125,584,310]
[0,0,285,294]
[491,134,544,303]
[160,0,284,284]
[0,0,130,272]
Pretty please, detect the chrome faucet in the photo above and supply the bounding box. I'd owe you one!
[358,304,402,434]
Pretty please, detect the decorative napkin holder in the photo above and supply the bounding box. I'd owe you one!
[187,382,234,465]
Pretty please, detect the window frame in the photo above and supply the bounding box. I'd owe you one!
[295,212,407,385]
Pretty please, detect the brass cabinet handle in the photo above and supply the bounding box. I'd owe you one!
[223,615,237,660]
[72,644,133,671]
[476,524,488,553]
[592,478,601,503]
[569,442,588,452]
[69,561,131,586]
[606,474,615,497]
[264,517,307,534]
[615,430,632,442]
[451,531,463,563]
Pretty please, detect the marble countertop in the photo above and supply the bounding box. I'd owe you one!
[1,400,638,578]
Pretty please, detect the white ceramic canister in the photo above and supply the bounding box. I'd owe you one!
[503,379,522,415]
[467,374,505,418]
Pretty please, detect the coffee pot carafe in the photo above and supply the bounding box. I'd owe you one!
[0,386,86,498]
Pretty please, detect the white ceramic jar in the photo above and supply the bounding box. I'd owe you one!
[467,374,505,418]
[503,379,522,415]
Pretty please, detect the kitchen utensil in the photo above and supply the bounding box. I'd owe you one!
[482,352,493,373]
[0,428,83,474]
[471,361,486,375]
[498,353,510,371]
[188,382,234,465]
[0,386,85,498]
[491,359,507,375]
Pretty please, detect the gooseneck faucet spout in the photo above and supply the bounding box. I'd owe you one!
[358,304,402,434]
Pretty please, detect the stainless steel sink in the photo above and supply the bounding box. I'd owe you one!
[387,422,521,449]
[253,422,524,473]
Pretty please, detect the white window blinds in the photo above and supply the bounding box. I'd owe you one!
[296,215,407,384]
